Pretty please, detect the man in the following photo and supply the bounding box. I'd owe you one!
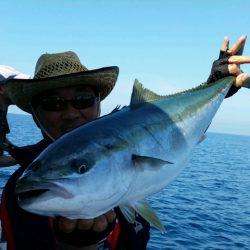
[0,65,29,167]
[1,51,150,250]
[1,35,250,250]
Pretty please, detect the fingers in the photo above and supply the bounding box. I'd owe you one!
[219,35,246,59]
[57,210,116,234]
[228,64,242,76]
[221,36,229,52]
[228,55,250,64]
[92,215,108,233]
[58,218,77,233]
[105,210,116,223]
[77,219,94,231]
[228,57,250,76]
[226,36,250,81]
[227,35,247,55]
[92,210,116,232]
[235,73,249,88]
[210,35,249,90]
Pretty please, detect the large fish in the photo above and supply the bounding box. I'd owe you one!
[15,76,235,231]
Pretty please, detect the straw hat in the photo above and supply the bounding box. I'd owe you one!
[7,51,119,113]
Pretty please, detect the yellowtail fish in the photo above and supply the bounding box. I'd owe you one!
[16,76,235,232]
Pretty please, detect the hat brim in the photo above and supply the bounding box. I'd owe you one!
[7,66,119,113]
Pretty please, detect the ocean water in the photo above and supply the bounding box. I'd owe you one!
[1,113,250,249]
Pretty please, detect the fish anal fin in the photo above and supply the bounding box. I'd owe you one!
[135,201,166,233]
[120,201,166,233]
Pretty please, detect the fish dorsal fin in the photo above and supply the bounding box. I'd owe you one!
[132,154,173,169]
[120,201,166,233]
[130,79,162,107]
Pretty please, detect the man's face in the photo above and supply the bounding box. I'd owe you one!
[34,86,99,139]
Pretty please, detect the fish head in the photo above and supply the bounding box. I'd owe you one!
[15,137,131,218]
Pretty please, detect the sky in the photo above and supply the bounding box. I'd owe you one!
[1,0,250,136]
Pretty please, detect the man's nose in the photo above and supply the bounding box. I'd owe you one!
[61,102,81,119]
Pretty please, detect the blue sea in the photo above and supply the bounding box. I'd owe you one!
[1,113,250,249]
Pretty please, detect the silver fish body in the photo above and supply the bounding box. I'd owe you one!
[16,76,234,228]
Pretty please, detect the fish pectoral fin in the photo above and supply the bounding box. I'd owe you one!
[120,201,166,233]
[132,154,173,169]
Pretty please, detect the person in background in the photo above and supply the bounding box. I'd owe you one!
[0,65,30,167]
[1,35,250,250]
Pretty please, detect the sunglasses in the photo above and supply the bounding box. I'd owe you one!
[36,95,97,112]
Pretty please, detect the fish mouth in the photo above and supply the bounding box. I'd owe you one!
[17,189,49,201]
[16,181,73,202]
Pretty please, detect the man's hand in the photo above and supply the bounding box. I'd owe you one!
[54,210,116,249]
[207,35,250,96]
[58,210,116,233]
[224,35,250,87]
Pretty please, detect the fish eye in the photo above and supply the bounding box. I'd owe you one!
[78,163,88,174]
